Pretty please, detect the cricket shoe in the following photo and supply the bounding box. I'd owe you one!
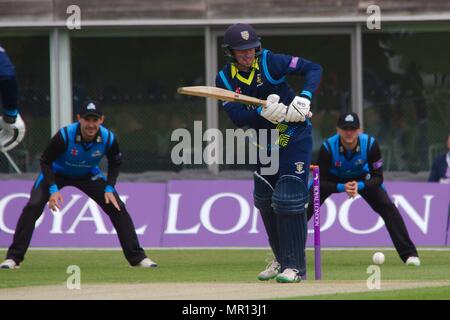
[405,256,421,267]
[276,268,301,283]
[136,257,158,268]
[257,260,280,281]
[0,259,20,269]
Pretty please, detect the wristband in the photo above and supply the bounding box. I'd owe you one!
[300,90,312,100]
[105,185,115,193]
[357,181,365,191]
[49,184,59,195]
[256,106,263,115]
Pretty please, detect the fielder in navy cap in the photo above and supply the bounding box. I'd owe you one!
[337,112,360,130]
[307,111,420,267]
[0,97,159,270]
[78,100,103,119]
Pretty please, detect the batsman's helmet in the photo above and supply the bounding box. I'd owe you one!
[222,23,262,62]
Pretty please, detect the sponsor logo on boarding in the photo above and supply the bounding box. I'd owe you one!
[240,31,249,40]
[295,161,305,174]
[0,180,447,246]
[91,150,102,158]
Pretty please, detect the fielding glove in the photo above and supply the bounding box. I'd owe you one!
[0,114,26,151]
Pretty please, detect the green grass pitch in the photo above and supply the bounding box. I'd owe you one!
[0,248,449,299]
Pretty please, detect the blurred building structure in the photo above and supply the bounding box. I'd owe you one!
[0,0,449,177]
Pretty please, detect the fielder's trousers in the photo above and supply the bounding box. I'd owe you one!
[307,185,418,262]
[6,174,147,266]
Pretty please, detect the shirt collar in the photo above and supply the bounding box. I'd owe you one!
[230,58,260,78]
[75,123,102,144]
[339,136,361,154]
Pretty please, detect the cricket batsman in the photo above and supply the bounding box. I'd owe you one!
[216,23,322,282]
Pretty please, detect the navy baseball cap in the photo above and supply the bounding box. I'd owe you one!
[223,23,261,50]
[337,112,360,129]
[78,100,102,119]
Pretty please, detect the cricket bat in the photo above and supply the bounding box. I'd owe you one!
[177,86,312,117]
[177,86,266,106]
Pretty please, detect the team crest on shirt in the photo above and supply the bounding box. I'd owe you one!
[91,150,102,158]
[256,73,263,86]
[355,158,365,166]
[71,148,78,157]
[295,161,305,174]
[335,160,342,167]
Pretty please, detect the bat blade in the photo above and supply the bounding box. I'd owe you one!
[177,86,266,107]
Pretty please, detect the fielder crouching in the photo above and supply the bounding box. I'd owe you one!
[306,112,420,266]
[0,100,157,269]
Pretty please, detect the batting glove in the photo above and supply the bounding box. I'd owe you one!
[285,96,311,123]
[260,94,287,124]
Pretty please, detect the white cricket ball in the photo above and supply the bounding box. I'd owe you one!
[372,252,385,265]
